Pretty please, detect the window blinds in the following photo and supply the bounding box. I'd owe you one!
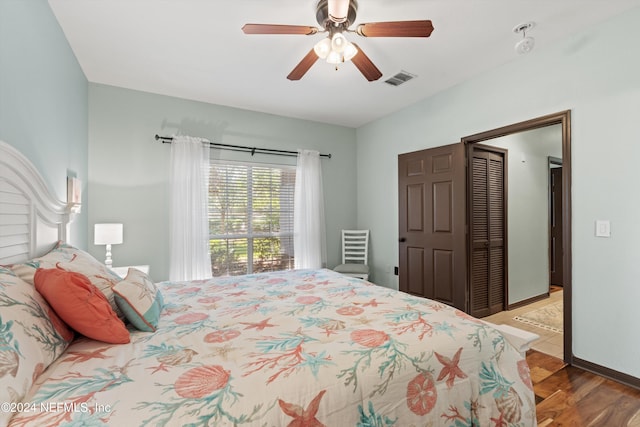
[208,161,295,276]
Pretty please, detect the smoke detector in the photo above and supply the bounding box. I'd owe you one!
[513,21,536,54]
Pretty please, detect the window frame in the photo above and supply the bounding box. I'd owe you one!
[208,158,296,276]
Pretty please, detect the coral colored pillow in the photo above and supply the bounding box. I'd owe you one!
[34,268,130,344]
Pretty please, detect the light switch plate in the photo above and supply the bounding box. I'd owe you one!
[595,220,611,237]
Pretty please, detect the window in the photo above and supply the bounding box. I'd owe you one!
[208,161,295,276]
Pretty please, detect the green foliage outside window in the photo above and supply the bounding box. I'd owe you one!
[209,162,295,276]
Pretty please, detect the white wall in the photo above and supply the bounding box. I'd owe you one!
[357,8,640,378]
[87,84,357,282]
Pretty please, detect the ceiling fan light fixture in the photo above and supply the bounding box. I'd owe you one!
[326,50,342,65]
[314,38,332,59]
[331,32,348,52]
[242,0,431,81]
[343,42,358,61]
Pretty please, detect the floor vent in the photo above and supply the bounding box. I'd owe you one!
[384,70,417,86]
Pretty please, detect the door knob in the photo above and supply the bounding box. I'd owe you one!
[399,237,406,242]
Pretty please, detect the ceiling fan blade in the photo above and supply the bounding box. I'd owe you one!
[356,20,434,37]
[242,24,318,35]
[287,49,319,81]
[350,43,383,82]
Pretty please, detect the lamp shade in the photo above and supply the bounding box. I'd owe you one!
[94,223,123,245]
[326,50,342,65]
[331,33,347,53]
[314,38,331,59]
[343,42,358,61]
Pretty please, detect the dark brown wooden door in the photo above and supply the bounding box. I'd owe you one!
[398,143,467,311]
[468,145,506,318]
[550,166,563,286]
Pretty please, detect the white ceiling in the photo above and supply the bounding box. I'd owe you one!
[48,0,640,128]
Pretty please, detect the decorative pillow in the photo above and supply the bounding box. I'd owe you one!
[113,268,164,332]
[11,242,124,318]
[0,267,73,426]
[34,267,130,344]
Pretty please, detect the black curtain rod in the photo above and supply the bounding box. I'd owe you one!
[155,135,331,159]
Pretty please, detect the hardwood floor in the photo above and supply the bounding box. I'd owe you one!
[528,350,640,426]
[483,291,640,425]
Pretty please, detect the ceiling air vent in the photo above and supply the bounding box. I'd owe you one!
[384,70,417,87]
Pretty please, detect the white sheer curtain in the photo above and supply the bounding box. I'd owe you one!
[294,149,326,269]
[169,135,212,281]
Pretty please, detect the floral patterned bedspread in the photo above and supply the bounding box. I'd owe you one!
[9,269,536,426]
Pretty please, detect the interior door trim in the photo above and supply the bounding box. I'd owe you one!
[461,110,572,365]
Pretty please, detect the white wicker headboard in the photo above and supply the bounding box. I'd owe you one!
[0,140,76,265]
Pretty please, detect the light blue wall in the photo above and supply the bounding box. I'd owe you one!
[489,126,562,304]
[357,8,640,378]
[88,83,357,282]
[0,0,88,247]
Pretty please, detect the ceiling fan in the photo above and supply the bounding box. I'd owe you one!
[241,0,434,81]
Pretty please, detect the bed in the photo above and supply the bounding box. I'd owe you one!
[0,140,536,426]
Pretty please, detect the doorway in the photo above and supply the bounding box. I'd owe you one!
[549,157,563,288]
[461,111,572,364]
[397,111,572,363]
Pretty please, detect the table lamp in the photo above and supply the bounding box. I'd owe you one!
[94,223,123,268]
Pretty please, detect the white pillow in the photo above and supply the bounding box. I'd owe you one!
[0,267,73,426]
[11,242,124,318]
